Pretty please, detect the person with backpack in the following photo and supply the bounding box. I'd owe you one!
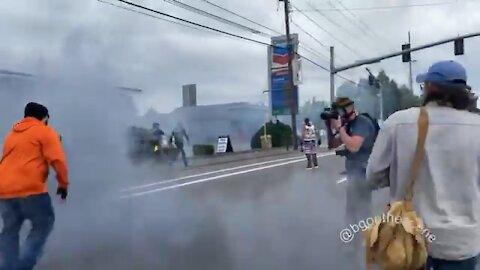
[367,60,480,270]
[329,97,379,268]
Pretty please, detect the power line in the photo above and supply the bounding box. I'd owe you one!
[105,0,274,46]
[334,0,396,50]
[291,20,347,63]
[304,1,362,43]
[194,0,282,35]
[290,21,327,49]
[324,0,370,37]
[102,0,336,72]
[101,0,355,86]
[292,4,365,59]
[297,43,330,63]
[162,0,269,36]
[194,0,330,65]
[296,1,455,12]
[324,0,392,53]
[98,0,202,31]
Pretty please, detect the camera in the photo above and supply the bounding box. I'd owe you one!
[320,104,340,121]
[335,149,349,157]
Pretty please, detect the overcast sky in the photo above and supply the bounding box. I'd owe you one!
[2,0,480,113]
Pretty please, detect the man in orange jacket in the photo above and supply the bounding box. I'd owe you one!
[0,102,69,270]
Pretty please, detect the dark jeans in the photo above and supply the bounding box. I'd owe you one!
[344,167,372,268]
[170,143,188,167]
[425,255,478,270]
[0,193,55,270]
[305,154,318,168]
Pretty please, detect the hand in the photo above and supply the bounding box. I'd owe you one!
[330,118,342,131]
[56,187,68,200]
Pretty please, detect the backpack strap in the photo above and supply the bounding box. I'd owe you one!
[359,113,379,135]
[405,106,429,202]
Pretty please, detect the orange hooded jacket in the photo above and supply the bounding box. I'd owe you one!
[0,117,68,199]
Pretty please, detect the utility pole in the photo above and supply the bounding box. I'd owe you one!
[282,0,298,150]
[330,46,335,104]
[408,31,414,92]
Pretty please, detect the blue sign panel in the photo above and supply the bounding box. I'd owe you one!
[270,35,299,116]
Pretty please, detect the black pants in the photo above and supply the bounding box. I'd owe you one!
[170,142,188,167]
[0,193,55,270]
[344,168,372,268]
[425,255,478,270]
[306,154,318,168]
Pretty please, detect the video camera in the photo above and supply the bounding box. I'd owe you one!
[321,97,354,150]
[320,103,340,121]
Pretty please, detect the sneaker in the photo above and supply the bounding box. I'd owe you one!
[306,167,313,170]
[314,165,319,168]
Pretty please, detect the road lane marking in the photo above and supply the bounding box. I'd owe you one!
[121,152,336,199]
[121,158,304,198]
[123,152,334,192]
[336,177,348,184]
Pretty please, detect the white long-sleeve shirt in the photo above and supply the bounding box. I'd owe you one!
[367,103,480,260]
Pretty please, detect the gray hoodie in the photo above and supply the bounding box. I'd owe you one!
[367,103,480,260]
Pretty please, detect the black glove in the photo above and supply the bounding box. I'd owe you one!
[56,187,68,200]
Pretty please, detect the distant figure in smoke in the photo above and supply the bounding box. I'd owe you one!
[302,118,318,169]
[150,122,165,155]
[0,102,69,270]
[169,123,190,167]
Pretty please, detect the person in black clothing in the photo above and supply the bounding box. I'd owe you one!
[150,123,165,157]
[169,123,189,167]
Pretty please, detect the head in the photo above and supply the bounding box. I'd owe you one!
[24,102,49,125]
[152,122,160,129]
[335,97,356,121]
[304,118,311,126]
[416,60,472,110]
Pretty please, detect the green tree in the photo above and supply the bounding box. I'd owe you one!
[336,70,421,119]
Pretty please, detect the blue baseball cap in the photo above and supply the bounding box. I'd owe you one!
[416,60,470,90]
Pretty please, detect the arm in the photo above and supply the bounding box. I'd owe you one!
[182,129,190,143]
[338,127,364,153]
[366,122,393,190]
[335,116,371,153]
[40,127,69,189]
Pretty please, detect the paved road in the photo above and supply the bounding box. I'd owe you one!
[36,152,389,270]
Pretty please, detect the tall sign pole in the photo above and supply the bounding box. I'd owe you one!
[408,31,414,92]
[282,0,298,150]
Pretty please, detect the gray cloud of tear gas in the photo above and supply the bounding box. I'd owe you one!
[0,22,207,270]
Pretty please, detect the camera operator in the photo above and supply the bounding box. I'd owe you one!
[328,97,378,267]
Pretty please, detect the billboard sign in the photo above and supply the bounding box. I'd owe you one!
[269,34,301,115]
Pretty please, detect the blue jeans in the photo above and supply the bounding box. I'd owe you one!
[425,255,478,270]
[0,193,55,270]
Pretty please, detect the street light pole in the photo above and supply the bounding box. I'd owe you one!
[333,32,480,74]
[330,46,335,104]
[408,31,414,92]
[262,90,270,138]
[282,0,298,150]
[366,68,383,121]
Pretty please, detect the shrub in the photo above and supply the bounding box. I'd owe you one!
[193,144,215,156]
[250,120,294,149]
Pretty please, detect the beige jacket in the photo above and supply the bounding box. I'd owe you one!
[367,103,480,260]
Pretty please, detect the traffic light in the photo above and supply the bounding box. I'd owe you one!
[402,44,411,62]
[454,38,464,55]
